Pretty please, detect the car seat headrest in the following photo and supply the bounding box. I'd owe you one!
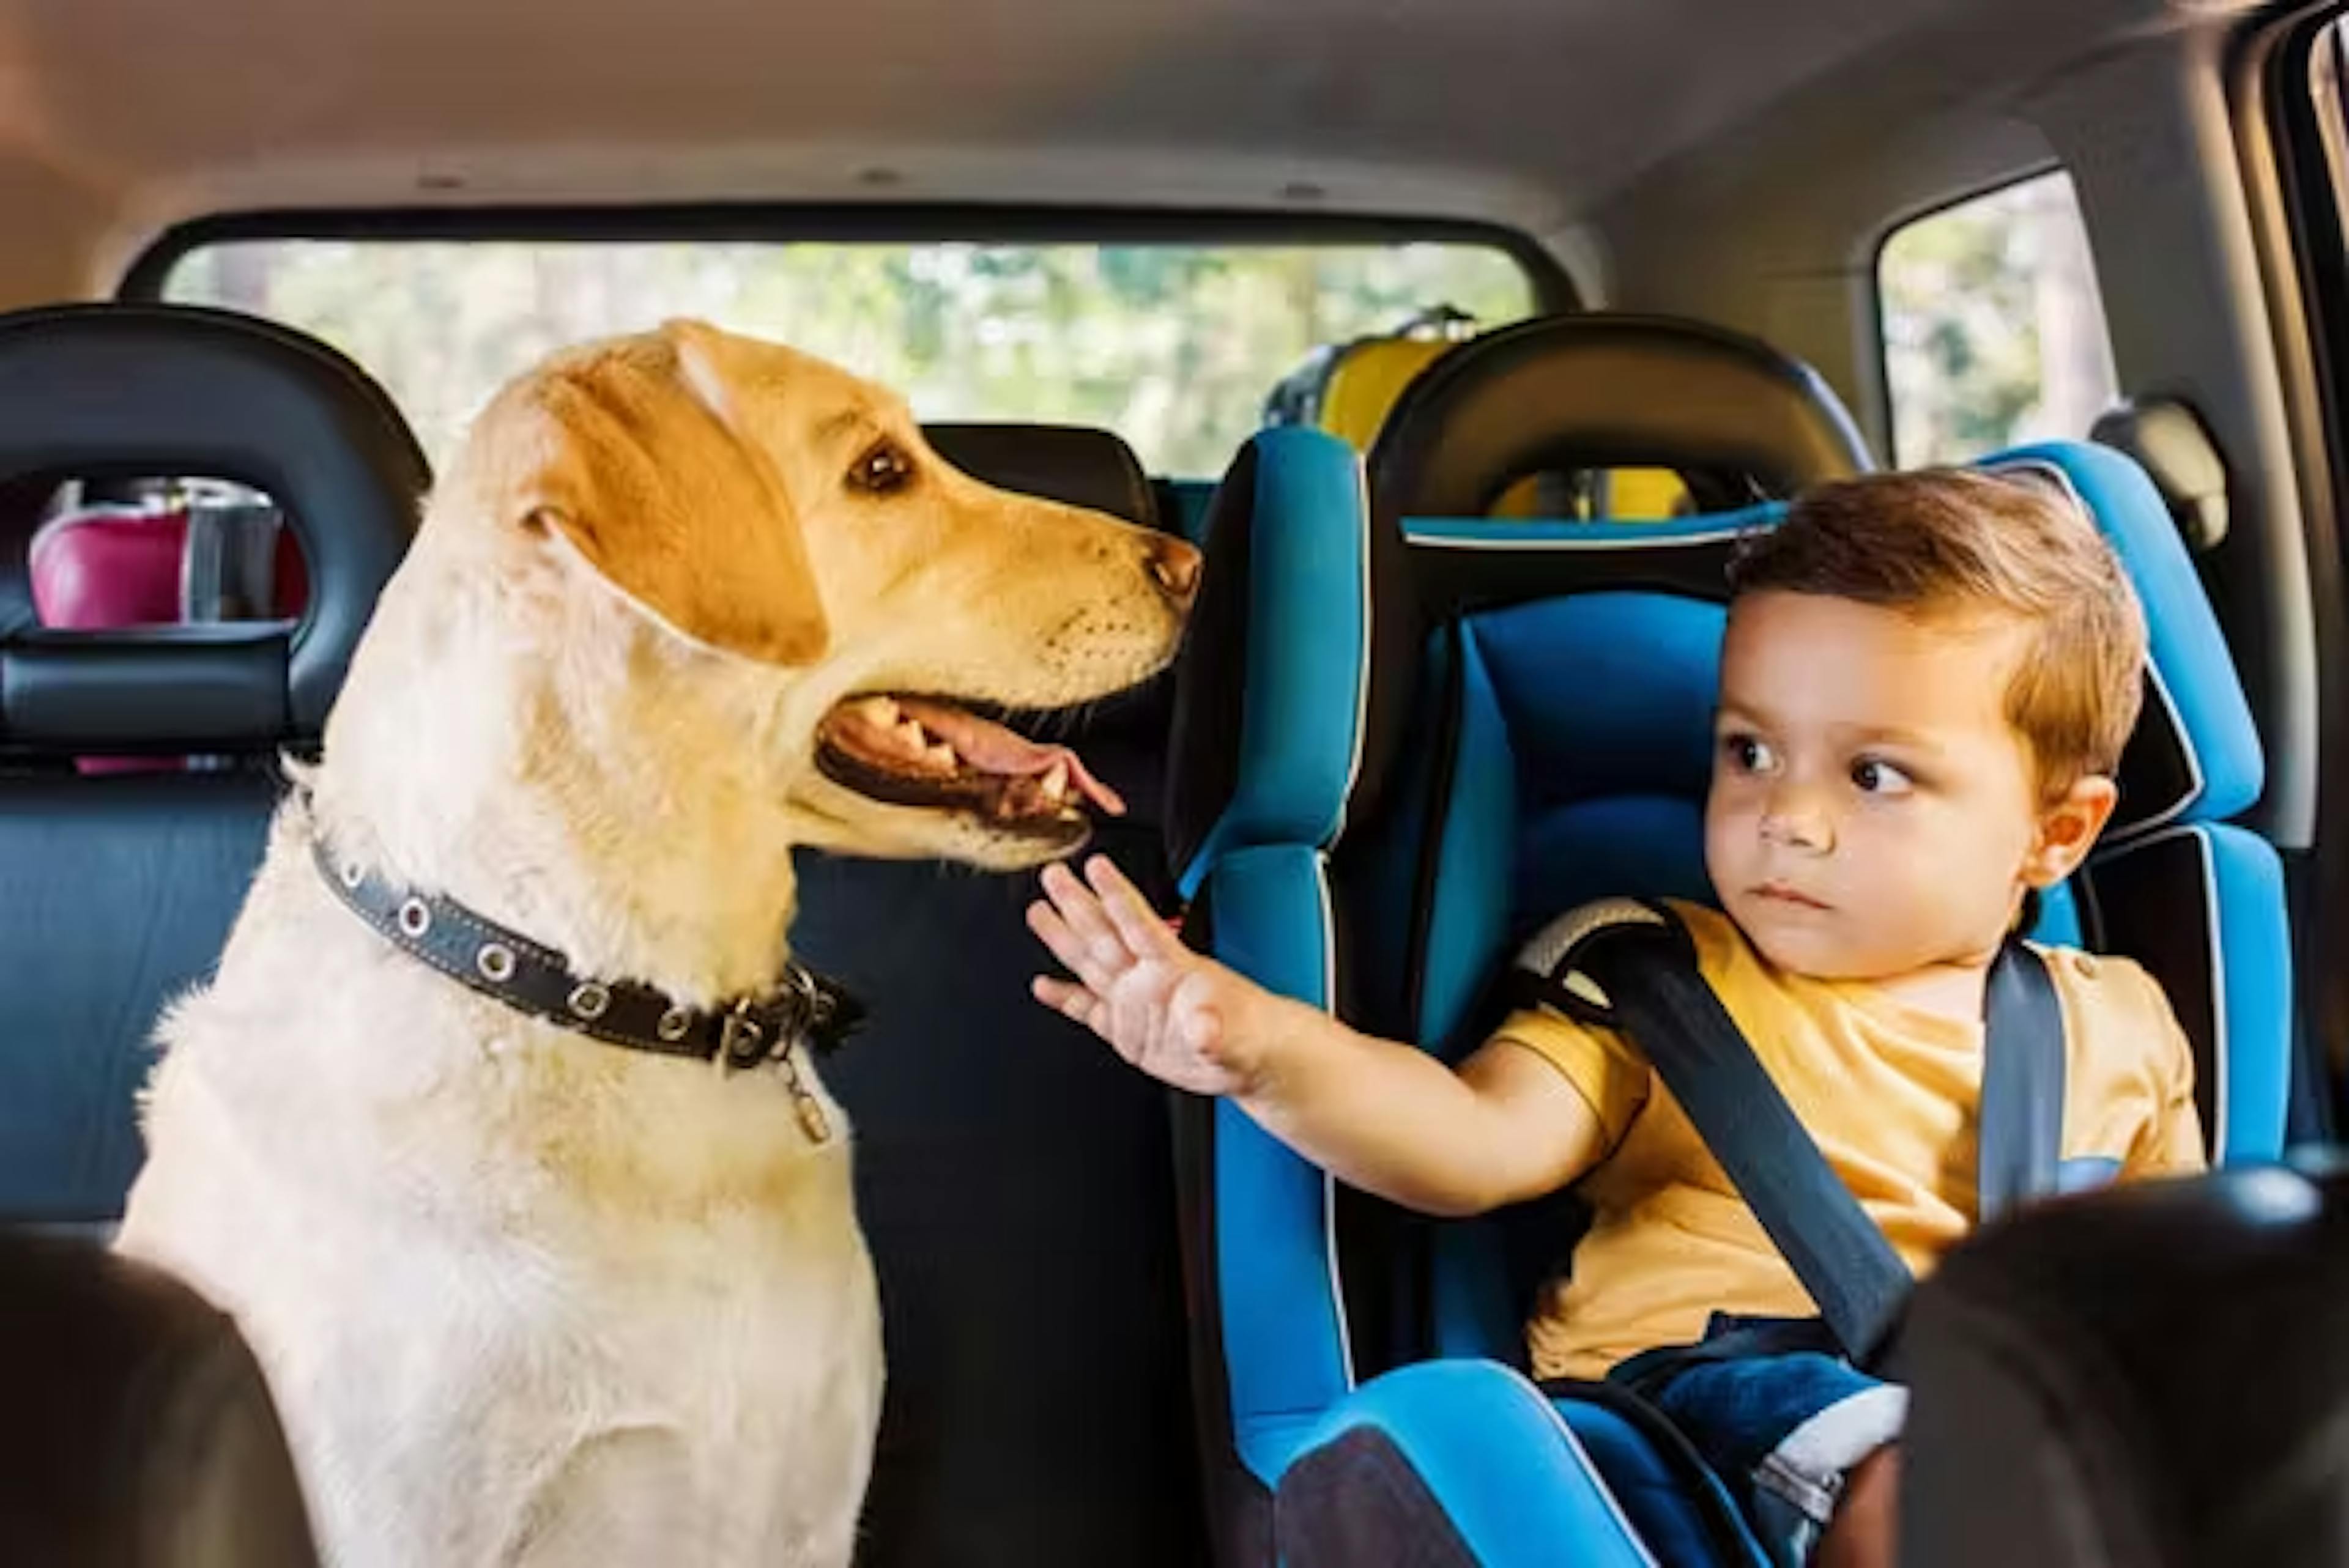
[1901,1164,2349,1568]
[0,305,426,756]
[1407,442,2258,839]
[1368,312,1874,520]
[925,423,1159,530]
[1980,443,2262,837]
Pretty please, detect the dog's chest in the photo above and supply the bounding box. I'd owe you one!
[291,1172,885,1564]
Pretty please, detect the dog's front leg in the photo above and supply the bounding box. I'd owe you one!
[500,1426,694,1567]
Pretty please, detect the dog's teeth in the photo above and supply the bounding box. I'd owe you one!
[894,719,929,753]
[1040,761,1068,801]
[926,742,959,771]
[859,696,900,726]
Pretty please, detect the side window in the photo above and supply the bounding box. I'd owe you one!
[1877,170,2120,466]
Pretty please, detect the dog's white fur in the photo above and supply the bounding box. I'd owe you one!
[114,321,1196,1567]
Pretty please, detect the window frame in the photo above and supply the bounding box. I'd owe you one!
[2242,0,2349,1141]
[118,202,1575,311]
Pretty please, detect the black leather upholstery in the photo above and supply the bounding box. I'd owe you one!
[0,304,425,749]
[2,626,290,751]
[1368,312,1874,519]
[0,1227,319,1567]
[1899,1163,2349,1568]
[0,306,428,1226]
[0,773,280,1221]
[927,422,1157,529]
[790,423,1206,1567]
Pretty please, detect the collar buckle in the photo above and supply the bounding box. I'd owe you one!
[718,1001,772,1073]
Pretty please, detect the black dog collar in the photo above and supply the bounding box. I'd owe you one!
[309,829,861,1141]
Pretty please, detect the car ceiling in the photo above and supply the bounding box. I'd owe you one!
[0,0,2255,254]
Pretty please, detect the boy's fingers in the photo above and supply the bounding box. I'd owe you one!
[1025,901,1124,994]
[1041,860,1126,964]
[1083,854,1181,960]
[1031,975,1101,1032]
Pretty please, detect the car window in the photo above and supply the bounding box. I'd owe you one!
[1877,170,2120,465]
[161,237,1537,477]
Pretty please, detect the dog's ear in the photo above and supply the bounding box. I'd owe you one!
[499,322,829,666]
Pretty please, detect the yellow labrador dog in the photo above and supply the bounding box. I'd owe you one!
[114,320,1198,1567]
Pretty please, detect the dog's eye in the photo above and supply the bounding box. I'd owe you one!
[849,440,916,496]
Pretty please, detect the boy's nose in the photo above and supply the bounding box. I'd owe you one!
[1759,790,1833,853]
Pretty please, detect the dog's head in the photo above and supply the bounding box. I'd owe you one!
[421,319,1198,871]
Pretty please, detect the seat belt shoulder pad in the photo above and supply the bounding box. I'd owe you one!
[1505,897,1689,1029]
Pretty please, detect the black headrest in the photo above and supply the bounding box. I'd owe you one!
[925,423,1159,530]
[1899,1163,2349,1568]
[1368,312,1874,519]
[0,305,426,755]
[0,1228,320,1565]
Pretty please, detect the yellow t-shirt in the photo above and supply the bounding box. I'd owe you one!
[1497,901,2206,1382]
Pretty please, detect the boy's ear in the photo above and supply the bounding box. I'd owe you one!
[2024,774,2120,889]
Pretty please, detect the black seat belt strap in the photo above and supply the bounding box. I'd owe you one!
[1510,901,2068,1364]
[1582,912,1907,1359]
[1976,941,2065,1224]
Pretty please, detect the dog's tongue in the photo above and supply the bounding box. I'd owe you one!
[896,698,1126,816]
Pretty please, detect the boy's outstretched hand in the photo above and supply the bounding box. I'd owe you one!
[1030,856,1606,1217]
[1027,856,1278,1098]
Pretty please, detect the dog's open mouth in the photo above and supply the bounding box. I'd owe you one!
[814,694,1125,840]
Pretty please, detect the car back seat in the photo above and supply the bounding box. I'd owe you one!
[0,303,426,1226]
[789,421,1206,1568]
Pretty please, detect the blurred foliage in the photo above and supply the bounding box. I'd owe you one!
[1879,171,2118,467]
[169,238,1533,476]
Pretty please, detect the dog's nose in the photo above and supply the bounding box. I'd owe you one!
[1148,537,1203,609]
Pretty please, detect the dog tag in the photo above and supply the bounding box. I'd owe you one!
[776,1050,833,1144]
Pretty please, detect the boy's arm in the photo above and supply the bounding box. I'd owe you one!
[1242,1013,1614,1218]
[1028,856,1610,1218]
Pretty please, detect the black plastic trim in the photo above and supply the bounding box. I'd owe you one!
[120,203,1576,314]
[2245,0,2349,1137]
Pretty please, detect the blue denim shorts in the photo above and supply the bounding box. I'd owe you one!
[1609,1317,1907,1567]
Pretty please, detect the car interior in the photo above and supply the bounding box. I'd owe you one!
[2,1,2347,1564]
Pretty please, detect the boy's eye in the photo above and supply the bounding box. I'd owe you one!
[1721,733,1778,774]
[1850,757,1915,796]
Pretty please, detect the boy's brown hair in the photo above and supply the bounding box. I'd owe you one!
[1727,468,2148,790]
